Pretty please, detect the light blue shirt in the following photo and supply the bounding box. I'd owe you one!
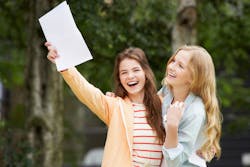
[160,86,207,167]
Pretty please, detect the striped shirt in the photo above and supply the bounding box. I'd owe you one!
[132,103,162,167]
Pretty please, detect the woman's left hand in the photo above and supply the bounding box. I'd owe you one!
[105,92,116,97]
[196,146,216,160]
[164,101,185,127]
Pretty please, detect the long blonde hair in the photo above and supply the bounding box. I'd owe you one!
[173,45,222,161]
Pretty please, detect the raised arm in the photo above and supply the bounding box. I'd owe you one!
[45,42,115,125]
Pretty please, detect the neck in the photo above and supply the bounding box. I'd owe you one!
[128,93,144,104]
[172,86,190,103]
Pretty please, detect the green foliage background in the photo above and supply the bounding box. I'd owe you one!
[0,0,249,166]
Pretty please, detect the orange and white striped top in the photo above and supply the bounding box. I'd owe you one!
[132,103,162,167]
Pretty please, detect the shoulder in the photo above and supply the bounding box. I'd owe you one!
[113,96,131,107]
[192,96,205,109]
[188,96,206,118]
[162,85,170,96]
[158,85,170,97]
[180,96,206,128]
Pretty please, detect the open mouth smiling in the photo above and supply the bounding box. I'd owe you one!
[168,73,176,78]
[127,81,139,87]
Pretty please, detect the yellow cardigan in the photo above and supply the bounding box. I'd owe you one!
[61,67,135,167]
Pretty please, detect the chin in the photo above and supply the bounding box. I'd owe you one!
[165,79,171,85]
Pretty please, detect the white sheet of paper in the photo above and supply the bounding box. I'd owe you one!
[39,1,92,71]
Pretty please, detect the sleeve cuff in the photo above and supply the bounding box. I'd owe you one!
[162,143,184,160]
[60,67,76,74]
[60,69,68,72]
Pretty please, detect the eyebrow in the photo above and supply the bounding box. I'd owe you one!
[132,66,141,70]
[179,61,185,66]
[119,66,141,72]
[174,57,186,67]
[119,69,127,73]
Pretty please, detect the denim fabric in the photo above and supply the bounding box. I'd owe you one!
[161,86,207,167]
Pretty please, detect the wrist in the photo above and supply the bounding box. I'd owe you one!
[60,69,68,72]
[165,119,180,128]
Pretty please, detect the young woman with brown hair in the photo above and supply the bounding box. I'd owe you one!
[46,42,165,167]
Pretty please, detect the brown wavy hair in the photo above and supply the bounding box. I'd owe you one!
[113,47,165,143]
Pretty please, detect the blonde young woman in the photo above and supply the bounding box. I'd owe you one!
[160,45,222,167]
[45,42,166,167]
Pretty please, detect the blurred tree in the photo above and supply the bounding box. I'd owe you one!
[25,0,64,167]
[172,0,197,51]
[198,0,250,134]
[0,1,33,166]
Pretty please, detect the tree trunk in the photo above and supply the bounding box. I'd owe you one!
[172,0,197,52]
[25,1,63,167]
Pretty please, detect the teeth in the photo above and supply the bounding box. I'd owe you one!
[168,73,176,77]
[128,81,138,86]
[128,81,137,84]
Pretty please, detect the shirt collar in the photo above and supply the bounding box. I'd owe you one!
[164,90,196,109]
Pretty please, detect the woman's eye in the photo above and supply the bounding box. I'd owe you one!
[133,68,141,72]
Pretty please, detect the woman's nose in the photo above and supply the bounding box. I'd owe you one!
[128,72,135,78]
[168,63,175,70]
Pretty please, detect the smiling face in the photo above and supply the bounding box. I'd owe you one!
[119,58,146,101]
[166,50,192,88]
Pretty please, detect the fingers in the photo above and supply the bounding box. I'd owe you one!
[44,41,51,47]
[164,101,185,127]
[47,50,59,63]
[196,150,204,159]
[45,42,57,53]
[209,146,216,158]
[173,101,184,108]
[170,101,185,114]
[196,146,216,160]
[44,42,59,64]
[105,92,112,96]
[105,92,116,97]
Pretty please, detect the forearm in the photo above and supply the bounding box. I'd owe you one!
[162,117,187,165]
[162,104,206,166]
[60,67,97,108]
[60,67,110,123]
[164,122,178,148]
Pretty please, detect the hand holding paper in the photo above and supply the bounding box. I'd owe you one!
[45,42,59,64]
[39,1,92,71]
